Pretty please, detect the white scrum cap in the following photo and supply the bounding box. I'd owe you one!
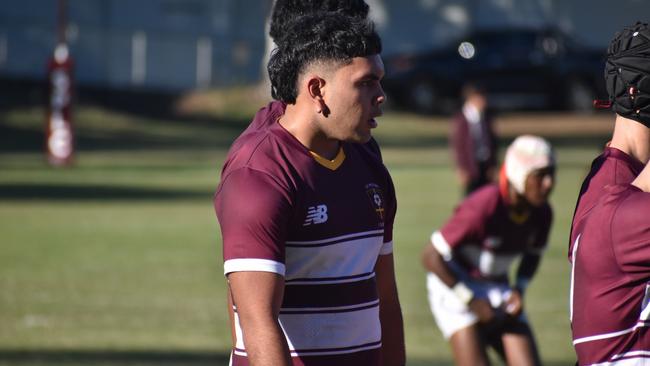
[504,135,555,194]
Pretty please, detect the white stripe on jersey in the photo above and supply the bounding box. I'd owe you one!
[224,258,285,275]
[573,322,649,345]
[284,233,383,280]
[280,299,379,314]
[591,351,650,365]
[233,302,381,356]
[286,272,375,285]
[233,341,381,357]
[379,240,393,255]
[286,229,383,246]
[570,234,581,322]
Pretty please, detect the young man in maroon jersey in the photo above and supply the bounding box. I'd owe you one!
[569,21,650,261]
[569,21,650,365]
[422,135,555,366]
[571,146,650,364]
[214,12,405,366]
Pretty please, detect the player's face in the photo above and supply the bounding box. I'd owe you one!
[524,166,555,207]
[323,55,386,143]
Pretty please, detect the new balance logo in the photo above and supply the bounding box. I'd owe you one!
[303,204,328,226]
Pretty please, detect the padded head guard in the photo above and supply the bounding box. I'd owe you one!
[504,135,555,195]
[605,21,650,127]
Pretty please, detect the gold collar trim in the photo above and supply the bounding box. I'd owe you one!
[310,147,345,170]
[509,210,530,225]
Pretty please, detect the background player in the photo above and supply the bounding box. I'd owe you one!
[449,83,498,195]
[422,135,555,366]
[215,12,405,366]
[569,21,650,261]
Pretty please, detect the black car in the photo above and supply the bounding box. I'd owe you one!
[382,27,607,114]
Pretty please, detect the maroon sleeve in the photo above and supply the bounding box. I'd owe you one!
[215,167,293,265]
[439,188,495,248]
[611,189,650,275]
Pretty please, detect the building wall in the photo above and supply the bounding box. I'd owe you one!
[0,0,272,91]
[0,0,645,91]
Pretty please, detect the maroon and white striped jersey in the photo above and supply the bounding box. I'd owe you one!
[214,115,396,365]
[433,184,552,282]
[570,184,650,365]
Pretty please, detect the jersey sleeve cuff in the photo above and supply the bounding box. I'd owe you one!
[224,258,286,276]
[379,240,394,255]
[431,231,452,261]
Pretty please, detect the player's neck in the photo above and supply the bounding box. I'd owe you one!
[610,114,650,164]
[280,103,340,159]
[508,187,531,214]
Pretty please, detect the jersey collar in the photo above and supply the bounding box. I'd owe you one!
[310,146,346,170]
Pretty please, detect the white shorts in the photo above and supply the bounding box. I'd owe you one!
[426,272,518,339]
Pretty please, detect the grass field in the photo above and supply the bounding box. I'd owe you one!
[0,100,613,365]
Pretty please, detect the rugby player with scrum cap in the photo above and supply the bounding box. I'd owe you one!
[570,21,650,365]
[422,135,555,366]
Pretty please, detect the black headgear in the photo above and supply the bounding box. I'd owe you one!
[605,21,650,127]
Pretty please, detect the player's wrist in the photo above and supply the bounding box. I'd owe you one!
[515,277,530,295]
[452,281,474,305]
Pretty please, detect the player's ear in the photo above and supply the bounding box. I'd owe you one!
[307,76,328,115]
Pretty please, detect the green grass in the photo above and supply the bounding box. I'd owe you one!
[0,103,608,365]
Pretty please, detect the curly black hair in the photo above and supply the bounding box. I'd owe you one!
[267,12,381,104]
[269,0,369,44]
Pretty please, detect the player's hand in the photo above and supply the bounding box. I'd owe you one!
[468,297,495,323]
[504,289,523,318]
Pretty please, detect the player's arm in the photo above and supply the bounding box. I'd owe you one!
[505,253,541,317]
[375,253,406,366]
[227,271,292,366]
[216,167,293,365]
[421,231,494,322]
[515,253,542,294]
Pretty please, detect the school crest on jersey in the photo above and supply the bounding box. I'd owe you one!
[365,183,385,225]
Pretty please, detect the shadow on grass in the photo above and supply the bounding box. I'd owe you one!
[0,78,611,154]
[375,134,610,150]
[0,114,249,153]
[0,183,211,201]
[0,81,252,153]
[0,349,230,365]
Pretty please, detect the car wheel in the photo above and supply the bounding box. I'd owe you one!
[410,80,437,114]
[567,80,595,113]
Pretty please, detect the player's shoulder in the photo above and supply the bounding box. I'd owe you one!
[609,184,650,210]
[598,184,650,241]
[461,183,501,212]
[222,124,293,177]
[469,184,500,203]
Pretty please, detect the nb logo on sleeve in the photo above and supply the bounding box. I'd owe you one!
[303,204,328,226]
